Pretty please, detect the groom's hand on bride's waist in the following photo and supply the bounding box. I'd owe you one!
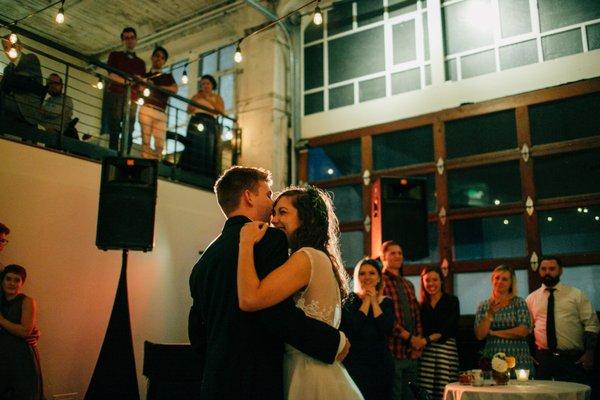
[336,337,351,362]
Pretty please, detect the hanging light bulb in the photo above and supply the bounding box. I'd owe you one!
[196,122,205,132]
[234,40,243,63]
[143,87,151,97]
[9,33,18,44]
[55,5,65,24]
[8,46,19,59]
[96,77,104,90]
[313,3,323,25]
[136,98,145,106]
[181,69,189,84]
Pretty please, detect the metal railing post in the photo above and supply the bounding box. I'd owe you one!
[58,64,70,149]
[120,83,132,157]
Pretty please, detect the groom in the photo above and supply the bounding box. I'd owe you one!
[189,166,349,399]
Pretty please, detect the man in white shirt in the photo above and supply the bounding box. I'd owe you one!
[526,257,599,384]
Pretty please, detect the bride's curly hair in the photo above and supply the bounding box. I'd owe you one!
[274,185,350,301]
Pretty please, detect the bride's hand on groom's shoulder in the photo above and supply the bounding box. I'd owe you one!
[240,221,269,245]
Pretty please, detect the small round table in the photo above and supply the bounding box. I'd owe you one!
[443,380,590,400]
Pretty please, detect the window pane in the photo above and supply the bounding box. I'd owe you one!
[542,29,583,61]
[330,84,354,110]
[445,110,517,158]
[357,0,384,27]
[373,125,434,169]
[304,44,323,90]
[588,22,600,51]
[539,206,600,255]
[304,20,324,43]
[529,92,600,145]
[304,92,324,115]
[359,77,386,103]
[340,231,365,270]
[448,161,521,209]
[425,64,431,86]
[560,265,600,310]
[498,0,532,38]
[328,185,363,223]
[454,269,528,314]
[393,20,417,64]
[500,39,538,70]
[452,214,526,260]
[218,45,235,71]
[461,49,496,79]
[328,2,353,36]
[423,13,430,61]
[308,140,361,181]
[391,68,421,94]
[219,74,234,111]
[534,149,600,199]
[389,0,418,18]
[446,58,458,81]
[443,0,495,55]
[538,0,600,32]
[404,222,439,265]
[329,27,386,84]
[200,52,217,76]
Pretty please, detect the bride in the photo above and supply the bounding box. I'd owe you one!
[237,186,364,400]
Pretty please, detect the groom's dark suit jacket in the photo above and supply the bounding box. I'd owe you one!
[189,216,340,399]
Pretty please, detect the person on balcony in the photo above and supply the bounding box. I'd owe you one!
[39,73,73,135]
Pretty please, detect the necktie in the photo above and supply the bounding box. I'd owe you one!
[546,287,557,352]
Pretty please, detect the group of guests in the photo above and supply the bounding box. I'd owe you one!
[340,242,460,400]
[103,26,224,169]
[475,259,599,386]
[0,222,44,400]
[0,36,74,137]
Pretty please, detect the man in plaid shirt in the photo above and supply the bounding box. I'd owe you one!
[381,240,424,400]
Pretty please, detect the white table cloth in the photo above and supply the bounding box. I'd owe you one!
[443,380,590,400]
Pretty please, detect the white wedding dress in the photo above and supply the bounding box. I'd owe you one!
[284,247,364,400]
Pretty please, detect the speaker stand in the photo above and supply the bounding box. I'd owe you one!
[85,249,140,400]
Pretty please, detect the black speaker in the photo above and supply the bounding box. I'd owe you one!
[96,157,158,251]
[371,177,428,261]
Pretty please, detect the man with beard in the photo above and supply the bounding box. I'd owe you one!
[526,257,599,384]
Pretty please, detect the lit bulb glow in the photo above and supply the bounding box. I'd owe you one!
[181,71,189,84]
[96,80,104,90]
[313,7,323,25]
[197,123,205,132]
[56,8,65,24]
[494,199,500,205]
[8,47,18,59]
[234,50,242,63]
[503,219,509,225]
[143,88,150,97]
[9,33,18,44]
[547,217,553,222]
[136,98,144,106]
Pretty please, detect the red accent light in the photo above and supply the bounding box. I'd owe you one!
[126,159,135,167]
[400,178,408,185]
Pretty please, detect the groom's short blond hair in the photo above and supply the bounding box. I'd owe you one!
[214,166,272,215]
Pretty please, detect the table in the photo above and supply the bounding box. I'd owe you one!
[443,380,590,400]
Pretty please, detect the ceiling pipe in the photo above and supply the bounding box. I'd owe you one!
[244,0,300,185]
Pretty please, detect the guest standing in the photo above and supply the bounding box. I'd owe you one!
[418,266,459,400]
[342,258,394,400]
[0,264,43,399]
[474,265,533,373]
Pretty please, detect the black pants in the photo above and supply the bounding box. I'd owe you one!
[535,349,591,385]
[102,90,137,153]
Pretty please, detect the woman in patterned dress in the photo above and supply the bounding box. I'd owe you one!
[418,266,460,400]
[474,265,533,374]
[237,186,364,400]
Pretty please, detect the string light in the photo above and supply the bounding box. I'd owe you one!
[234,41,243,63]
[143,87,151,97]
[96,77,104,90]
[9,33,18,44]
[55,1,65,24]
[197,122,205,132]
[7,46,18,59]
[181,68,189,84]
[136,98,145,106]
[313,1,323,25]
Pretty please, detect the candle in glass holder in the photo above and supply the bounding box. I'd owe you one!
[516,369,530,381]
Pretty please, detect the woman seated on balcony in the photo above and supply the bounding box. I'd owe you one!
[474,265,533,375]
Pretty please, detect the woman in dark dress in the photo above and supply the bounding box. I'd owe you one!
[418,266,460,400]
[341,258,394,400]
[0,264,43,400]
